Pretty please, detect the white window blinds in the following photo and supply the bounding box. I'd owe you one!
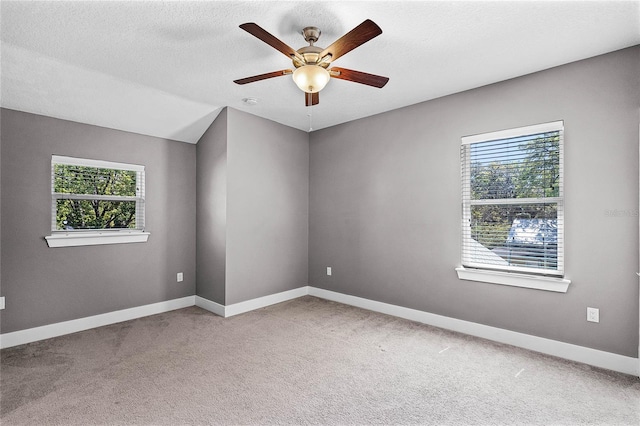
[460,121,564,277]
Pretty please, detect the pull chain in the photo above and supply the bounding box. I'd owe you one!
[308,103,313,132]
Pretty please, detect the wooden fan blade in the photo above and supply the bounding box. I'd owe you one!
[305,92,319,106]
[329,67,389,88]
[239,23,305,62]
[319,19,382,63]
[234,69,293,85]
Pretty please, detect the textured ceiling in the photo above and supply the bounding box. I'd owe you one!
[1,1,639,143]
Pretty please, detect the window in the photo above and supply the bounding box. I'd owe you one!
[456,121,570,292]
[45,155,150,247]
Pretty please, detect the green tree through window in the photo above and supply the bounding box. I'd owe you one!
[52,156,145,231]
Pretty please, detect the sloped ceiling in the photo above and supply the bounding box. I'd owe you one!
[1,1,639,143]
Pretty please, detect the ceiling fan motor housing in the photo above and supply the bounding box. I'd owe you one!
[292,27,329,69]
[293,45,328,68]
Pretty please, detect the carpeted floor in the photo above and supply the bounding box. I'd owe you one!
[1,296,639,425]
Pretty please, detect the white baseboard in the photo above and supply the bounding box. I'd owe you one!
[225,286,310,317]
[195,287,310,318]
[195,295,225,317]
[308,287,639,377]
[2,287,637,377]
[0,296,195,349]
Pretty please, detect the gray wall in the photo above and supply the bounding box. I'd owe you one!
[195,108,309,305]
[0,109,196,333]
[196,108,228,304]
[309,46,640,357]
[225,108,309,305]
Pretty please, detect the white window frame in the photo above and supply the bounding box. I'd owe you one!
[45,155,150,248]
[456,121,570,292]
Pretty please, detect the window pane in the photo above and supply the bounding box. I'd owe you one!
[468,203,558,270]
[461,122,564,277]
[470,132,560,200]
[54,165,137,197]
[56,199,137,230]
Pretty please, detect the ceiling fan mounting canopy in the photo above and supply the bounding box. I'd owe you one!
[234,19,389,106]
[301,26,321,44]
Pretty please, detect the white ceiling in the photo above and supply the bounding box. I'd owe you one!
[2,1,639,143]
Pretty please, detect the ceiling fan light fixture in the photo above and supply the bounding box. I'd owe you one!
[292,65,330,93]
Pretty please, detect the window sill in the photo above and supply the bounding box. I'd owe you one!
[45,231,150,248]
[455,267,570,293]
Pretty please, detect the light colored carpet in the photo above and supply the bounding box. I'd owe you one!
[1,296,639,425]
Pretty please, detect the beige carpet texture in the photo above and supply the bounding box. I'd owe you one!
[1,296,639,425]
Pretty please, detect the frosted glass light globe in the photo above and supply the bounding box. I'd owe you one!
[292,65,330,93]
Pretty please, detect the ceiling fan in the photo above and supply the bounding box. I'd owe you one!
[234,19,389,106]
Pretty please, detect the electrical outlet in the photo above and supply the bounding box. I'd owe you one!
[177,272,184,282]
[587,307,599,323]
[326,267,332,276]
[0,296,5,310]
